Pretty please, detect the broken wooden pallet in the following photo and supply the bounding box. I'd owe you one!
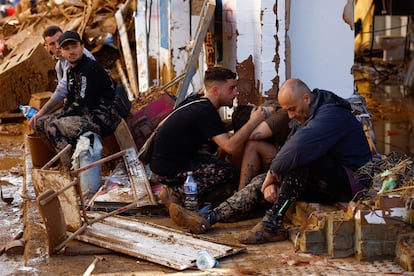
[113,119,157,207]
[76,212,245,270]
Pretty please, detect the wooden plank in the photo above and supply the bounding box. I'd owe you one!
[175,0,216,106]
[135,0,150,93]
[32,169,82,232]
[115,59,135,101]
[114,119,157,207]
[116,4,139,97]
[76,212,245,270]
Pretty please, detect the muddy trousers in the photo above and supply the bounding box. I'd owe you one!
[154,153,234,205]
[35,113,103,167]
[211,155,353,227]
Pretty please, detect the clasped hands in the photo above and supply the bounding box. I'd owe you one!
[261,170,281,203]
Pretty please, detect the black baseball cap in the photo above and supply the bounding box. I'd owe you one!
[58,31,82,47]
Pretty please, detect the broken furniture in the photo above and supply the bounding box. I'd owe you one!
[76,212,245,270]
[0,43,55,113]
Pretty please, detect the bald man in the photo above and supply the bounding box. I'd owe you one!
[171,78,372,244]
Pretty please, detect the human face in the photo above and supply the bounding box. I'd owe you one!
[60,42,84,65]
[279,92,311,124]
[44,32,62,57]
[216,78,238,107]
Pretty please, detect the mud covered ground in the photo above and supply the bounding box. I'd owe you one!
[0,122,26,274]
[1,67,413,274]
[0,124,410,275]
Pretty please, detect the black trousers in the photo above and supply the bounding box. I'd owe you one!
[273,155,352,216]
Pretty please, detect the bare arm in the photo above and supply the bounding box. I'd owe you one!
[28,97,64,130]
[249,120,273,140]
[212,106,266,155]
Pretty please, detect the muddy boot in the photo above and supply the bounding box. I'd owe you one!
[168,203,210,234]
[238,210,288,244]
[158,185,181,207]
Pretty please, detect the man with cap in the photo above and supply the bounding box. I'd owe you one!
[29,30,121,171]
[29,25,95,130]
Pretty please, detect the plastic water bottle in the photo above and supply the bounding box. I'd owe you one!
[196,250,218,270]
[183,171,198,212]
[19,105,37,119]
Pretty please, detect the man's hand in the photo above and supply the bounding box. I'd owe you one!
[263,184,279,203]
[28,114,39,130]
[261,170,281,203]
[249,106,267,125]
[261,170,280,193]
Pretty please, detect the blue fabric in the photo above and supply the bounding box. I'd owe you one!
[271,89,372,174]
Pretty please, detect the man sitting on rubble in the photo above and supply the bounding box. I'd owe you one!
[150,66,268,229]
[168,78,372,243]
[29,31,121,170]
[29,25,95,128]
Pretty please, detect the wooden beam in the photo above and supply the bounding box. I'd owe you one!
[116,4,139,97]
[115,60,135,101]
[175,0,216,106]
[135,0,150,93]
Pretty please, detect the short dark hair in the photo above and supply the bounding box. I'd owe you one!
[42,25,62,39]
[204,66,237,85]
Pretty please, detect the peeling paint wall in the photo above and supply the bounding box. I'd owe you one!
[260,0,278,95]
[146,0,353,99]
[170,0,190,76]
[221,0,237,71]
[148,0,161,86]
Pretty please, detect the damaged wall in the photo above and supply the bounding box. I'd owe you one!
[288,0,354,98]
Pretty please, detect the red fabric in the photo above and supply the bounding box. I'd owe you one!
[5,6,15,16]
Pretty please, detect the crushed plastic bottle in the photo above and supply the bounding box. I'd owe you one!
[19,105,37,119]
[196,250,219,270]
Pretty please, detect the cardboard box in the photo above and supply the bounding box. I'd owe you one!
[29,91,53,110]
[0,43,55,112]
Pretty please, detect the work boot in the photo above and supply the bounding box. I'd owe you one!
[168,203,210,234]
[158,185,181,207]
[238,221,288,244]
[238,208,288,244]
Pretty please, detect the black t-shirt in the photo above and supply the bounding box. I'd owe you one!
[150,98,226,176]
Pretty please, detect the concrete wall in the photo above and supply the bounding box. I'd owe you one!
[146,0,354,99]
[235,1,277,96]
[289,0,354,98]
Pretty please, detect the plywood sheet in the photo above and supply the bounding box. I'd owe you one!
[114,119,157,207]
[32,169,82,231]
[76,212,245,270]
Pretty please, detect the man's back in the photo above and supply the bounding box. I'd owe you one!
[271,89,371,174]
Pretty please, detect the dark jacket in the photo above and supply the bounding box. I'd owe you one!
[270,89,372,174]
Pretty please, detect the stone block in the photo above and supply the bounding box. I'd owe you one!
[289,227,326,254]
[0,43,55,112]
[395,233,414,272]
[355,219,402,241]
[327,213,354,258]
[375,194,406,209]
[355,240,396,261]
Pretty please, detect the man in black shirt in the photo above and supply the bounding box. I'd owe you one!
[150,66,267,233]
[32,31,121,171]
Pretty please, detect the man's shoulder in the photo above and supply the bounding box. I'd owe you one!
[82,48,95,60]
